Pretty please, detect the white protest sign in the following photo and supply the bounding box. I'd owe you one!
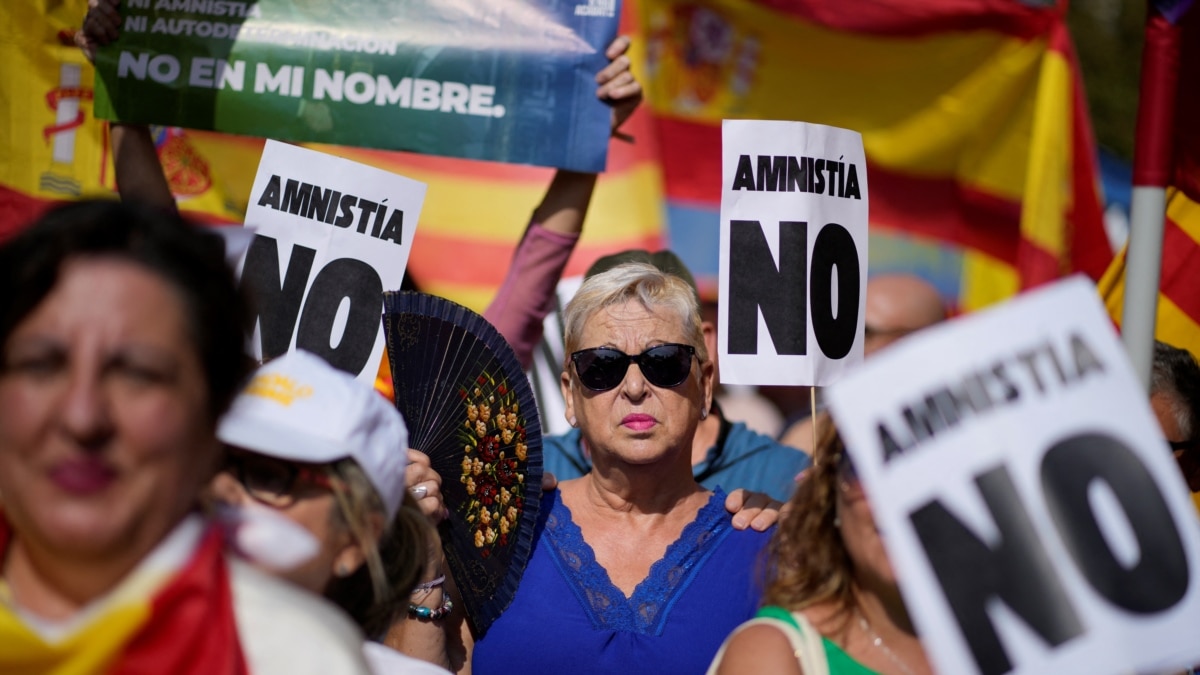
[717,120,868,387]
[240,140,425,384]
[826,276,1200,675]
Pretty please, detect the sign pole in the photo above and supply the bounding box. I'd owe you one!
[1121,5,1183,389]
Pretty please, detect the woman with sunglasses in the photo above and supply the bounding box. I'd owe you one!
[467,262,772,673]
[710,413,933,675]
[213,350,450,675]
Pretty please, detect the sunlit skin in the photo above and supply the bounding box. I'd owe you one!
[558,299,715,595]
[863,275,947,356]
[561,300,713,472]
[714,463,933,675]
[836,475,897,592]
[1152,393,1200,493]
[209,470,360,593]
[0,257,218,619]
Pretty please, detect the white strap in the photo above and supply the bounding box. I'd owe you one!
[707,612,830,675]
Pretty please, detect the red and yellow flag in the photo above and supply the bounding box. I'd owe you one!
[0,518,247,675]
[640,0,1111,310]
[0,1,245,235]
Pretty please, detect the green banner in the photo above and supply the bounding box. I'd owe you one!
[93,0,621,172]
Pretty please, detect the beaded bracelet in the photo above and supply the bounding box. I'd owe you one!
[408,595,453,621]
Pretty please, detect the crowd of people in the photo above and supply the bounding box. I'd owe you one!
[1,1,1198,674]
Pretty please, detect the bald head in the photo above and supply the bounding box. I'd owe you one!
[864,274,946,355]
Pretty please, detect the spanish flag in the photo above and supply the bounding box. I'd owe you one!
[1098,3,1200,358]
[0,1,244,236]
[639,0,1111,310]
[0,517,247,675]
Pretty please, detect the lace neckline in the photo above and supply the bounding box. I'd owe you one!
[542,488,732,636]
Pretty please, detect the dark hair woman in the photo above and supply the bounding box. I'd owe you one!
[0,200,370,674]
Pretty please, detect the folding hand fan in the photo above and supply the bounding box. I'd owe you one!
[382,291,543,638]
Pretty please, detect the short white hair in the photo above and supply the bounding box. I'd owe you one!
[562,262,707,365]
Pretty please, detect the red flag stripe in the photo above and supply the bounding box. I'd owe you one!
[653,116,1023,263]
[407,233,663,288]
[744,0,1054,40]
[1160,213,1200,321]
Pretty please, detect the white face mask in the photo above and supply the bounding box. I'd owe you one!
[215,500,321,572]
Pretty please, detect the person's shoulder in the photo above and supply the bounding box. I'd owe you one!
[712,620,805,675]
[726,421,811,465]
[543,428,582,451]
[228,557,371,675]
[542,430,590,481]
[362,642,452,675]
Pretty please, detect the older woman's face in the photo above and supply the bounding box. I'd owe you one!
[561,299,713,467]
[0,257,217,562]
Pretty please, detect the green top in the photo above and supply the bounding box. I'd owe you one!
[756,606,880,675]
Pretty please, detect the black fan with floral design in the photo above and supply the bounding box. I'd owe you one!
[381,291,542,638]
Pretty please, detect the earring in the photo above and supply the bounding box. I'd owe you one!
[568,416,577,428]
[699,408,708,420]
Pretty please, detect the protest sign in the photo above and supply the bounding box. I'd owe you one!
[240,140,424,384]
[91,0,620,172]
[717,120,868,386]
[825,277,1200,675]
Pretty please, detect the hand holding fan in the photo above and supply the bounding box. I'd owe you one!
[382,292,542,638]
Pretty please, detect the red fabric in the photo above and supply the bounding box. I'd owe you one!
[0,516,249,675]
[1159,212,1200,320]
[1133,12,1183,187]
[744,0,1056,40]
[0,185,240,245]
[114,526,248,675]
[654,116,1024,264]
[1174,8,1200,201]
[0,185,56,243]
[1063,25,1115,283]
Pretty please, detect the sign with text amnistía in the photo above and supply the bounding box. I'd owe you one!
[92,0,621,172]
[717,120,868,386]
[240,140,425,385]
[826,277,1200,675]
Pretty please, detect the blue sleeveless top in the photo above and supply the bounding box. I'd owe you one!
[472,488,771,674]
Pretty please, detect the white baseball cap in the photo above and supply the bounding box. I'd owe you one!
[217,350,409,519]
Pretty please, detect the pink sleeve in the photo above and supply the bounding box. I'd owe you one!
[484,222,580,369]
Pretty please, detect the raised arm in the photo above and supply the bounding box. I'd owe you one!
[483,36,642,368]
[79,0,176,211]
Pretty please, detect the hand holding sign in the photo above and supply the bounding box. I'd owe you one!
[239,140,425,384]
[718,120,868,387]
[91,0,621,171]
[826,277,1200,675]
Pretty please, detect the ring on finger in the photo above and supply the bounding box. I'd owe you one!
[410,484,428,500]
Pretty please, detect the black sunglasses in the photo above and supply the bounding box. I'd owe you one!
[570,343,696,392]
[1170,439,1197,453]
[224,451,335,508]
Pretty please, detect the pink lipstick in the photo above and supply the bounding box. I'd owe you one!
[50,457,117,495]
[621,414,656,431]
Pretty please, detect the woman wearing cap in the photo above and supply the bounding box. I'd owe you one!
[213,349,450,675]
[0,200,369,674]
[464,262,772,673]
[709,414,933,675]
